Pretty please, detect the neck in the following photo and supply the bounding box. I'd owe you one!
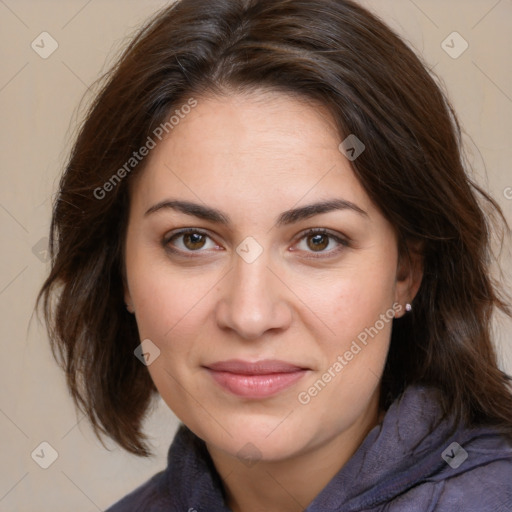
[206,391,383,512]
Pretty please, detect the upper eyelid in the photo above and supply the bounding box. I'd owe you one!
[164,227,348,251]
[164,228,217,242]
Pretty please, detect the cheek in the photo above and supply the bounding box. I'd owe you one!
[302,261,397,341]
[126,240,214,339]
[133,279,210,352]
[129,267,213,418]
[296,272,395,424]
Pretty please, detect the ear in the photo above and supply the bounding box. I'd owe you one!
[394,239,424,318]
[124,288,134,313]
[121,263,135,313]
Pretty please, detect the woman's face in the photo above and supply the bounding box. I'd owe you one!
[124,90,417,462]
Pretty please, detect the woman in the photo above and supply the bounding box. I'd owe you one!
[37,0,512,510]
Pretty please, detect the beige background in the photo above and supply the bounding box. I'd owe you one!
[1,0,511,510]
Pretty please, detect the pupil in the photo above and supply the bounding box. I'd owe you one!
[186,233,205,249]
[309,234,328,251]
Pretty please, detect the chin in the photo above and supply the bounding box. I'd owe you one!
[199,412,318,462]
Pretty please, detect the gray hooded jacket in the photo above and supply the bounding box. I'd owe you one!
[106,385,512,511]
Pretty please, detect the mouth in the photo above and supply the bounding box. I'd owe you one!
[203,359,310,399]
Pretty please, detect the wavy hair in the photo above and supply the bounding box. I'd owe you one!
[37,0,512,456]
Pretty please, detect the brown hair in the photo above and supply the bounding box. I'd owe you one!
[37,0,512,456]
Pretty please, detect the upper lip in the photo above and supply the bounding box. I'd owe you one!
[205,359,308,375]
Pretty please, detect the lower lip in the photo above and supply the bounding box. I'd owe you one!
[206,369,308,399]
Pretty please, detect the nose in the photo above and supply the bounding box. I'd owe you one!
[215,249,293,340]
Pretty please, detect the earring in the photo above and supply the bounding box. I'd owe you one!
[405,303,412,312]
[126,303,135,314]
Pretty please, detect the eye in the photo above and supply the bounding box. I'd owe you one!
[163,229,221,253]
[163,227,349,258]
[293,228,349,257]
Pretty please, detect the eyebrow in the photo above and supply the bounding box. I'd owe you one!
[144,198,368,226]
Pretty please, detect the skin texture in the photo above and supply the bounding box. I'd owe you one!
[123,90,423,512]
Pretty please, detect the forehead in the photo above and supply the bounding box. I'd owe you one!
[128,90,375,221]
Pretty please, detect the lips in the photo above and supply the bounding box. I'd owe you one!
[206,359,307,374]
[204,359,309,399]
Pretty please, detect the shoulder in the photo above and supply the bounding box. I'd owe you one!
[384,458,512,512]
[392,447,512,511]
[104,470,171,512]
[429,426,512,511]
[433,457,512,511]
[104,423,222,511]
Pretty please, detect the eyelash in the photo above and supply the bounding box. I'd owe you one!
[163,228,350,259]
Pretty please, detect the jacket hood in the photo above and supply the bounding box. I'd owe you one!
[306,385,512,510]
[108,384,512,511]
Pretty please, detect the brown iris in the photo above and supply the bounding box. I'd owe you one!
[183,233,207,250]
[307,233,329,251]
